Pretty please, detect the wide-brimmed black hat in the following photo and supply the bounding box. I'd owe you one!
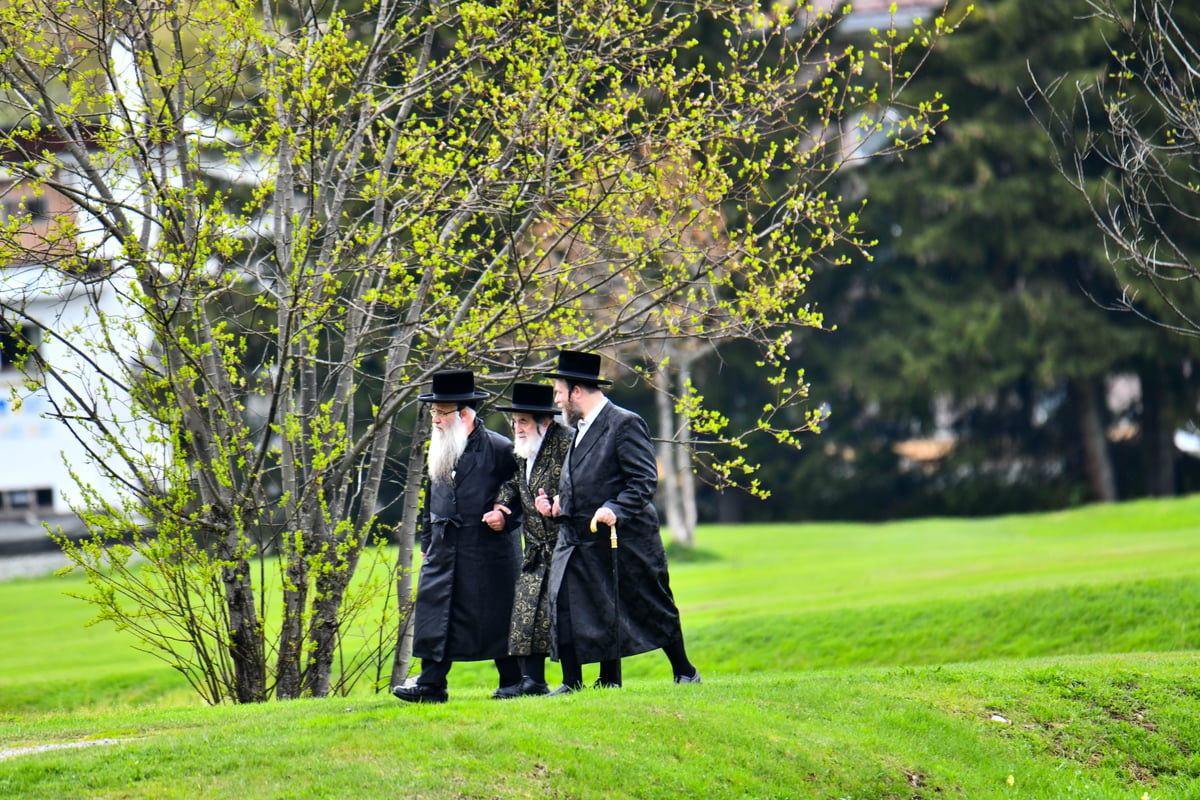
[495,382,559,415]
[417,369,490,402]
[543,349,612,386]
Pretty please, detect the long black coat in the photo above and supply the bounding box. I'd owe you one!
[549,401,684,663]
[495,420,573,657]
[412,420,519,663]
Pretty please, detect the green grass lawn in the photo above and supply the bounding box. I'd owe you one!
[3,495,1200,798]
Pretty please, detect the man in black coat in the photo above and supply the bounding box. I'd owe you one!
[392,369,522,704]
[485,382,574,697]
[535,349,701,693]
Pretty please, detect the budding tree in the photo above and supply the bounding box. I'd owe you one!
[0,0,961,702]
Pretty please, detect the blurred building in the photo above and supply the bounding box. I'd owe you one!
[0,136,142,553]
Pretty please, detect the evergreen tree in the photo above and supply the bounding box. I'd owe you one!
[788,0,1200,518]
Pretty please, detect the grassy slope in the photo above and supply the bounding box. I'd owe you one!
[3,496,1200,798]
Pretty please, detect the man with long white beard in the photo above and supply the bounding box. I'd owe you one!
[483,382,574,697]
[392,369,521,704]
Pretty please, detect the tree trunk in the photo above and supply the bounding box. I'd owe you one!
[274,530,308,699]
[650,347,700,547]
[716,489,743,523]
[1071,376,1118,502]
[390,413,427,688]
[301,514,344,699]
[677,357,697,545]
[1140,369,1176,497]
[653,368,689,545]
[304,551,341,698]
[276,463,325,699]
[218,527,267,702]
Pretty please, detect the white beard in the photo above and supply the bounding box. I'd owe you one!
[513,428,545,463]
[427,413,468,484]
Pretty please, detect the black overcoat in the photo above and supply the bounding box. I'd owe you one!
[495,420,573,656]
[549,401,684,663]
[412,420,519,663]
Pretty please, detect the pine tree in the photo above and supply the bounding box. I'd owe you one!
[796,0,1200,514]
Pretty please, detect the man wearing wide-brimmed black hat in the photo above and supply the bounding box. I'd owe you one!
[481,382,574,697]
[392,369,522,704]
[536,349,701,693]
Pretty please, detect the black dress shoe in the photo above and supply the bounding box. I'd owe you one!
[548,681,583,696]
[592,678,621,689]
[519,677,550,696]
[673,668,702,684]
[392,682,448,704]
[492,682,525,700]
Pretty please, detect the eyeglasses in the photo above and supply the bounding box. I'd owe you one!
[430,407,458,419]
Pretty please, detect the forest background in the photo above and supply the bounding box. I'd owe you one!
[679,0,1200,525]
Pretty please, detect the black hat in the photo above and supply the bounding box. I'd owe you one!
[418,369,490,402]
[544,349,612,386]
[496,382,559,415]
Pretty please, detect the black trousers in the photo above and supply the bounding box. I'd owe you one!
[418,656,522,689]
[556,575,621,685]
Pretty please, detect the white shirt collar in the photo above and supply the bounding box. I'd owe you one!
[575,396,608,442]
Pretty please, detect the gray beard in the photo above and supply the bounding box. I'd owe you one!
[513,429,544,463]
[427,415,468,484]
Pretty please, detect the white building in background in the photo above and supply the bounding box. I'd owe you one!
[0,141,156,548]
[823,0,943,32]
[1,182,76,536]
[1,169,75,516]
[0,273,131,518]
[0,34,257,552]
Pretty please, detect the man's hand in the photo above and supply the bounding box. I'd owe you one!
[535,488,560,518]
[482,504,511,531]
[589,505,617,531]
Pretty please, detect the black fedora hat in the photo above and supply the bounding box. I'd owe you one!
[496,382,559,415]
[417,369,490,402]
[544,349,612,386]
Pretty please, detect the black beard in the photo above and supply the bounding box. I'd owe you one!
[563,403,583,426]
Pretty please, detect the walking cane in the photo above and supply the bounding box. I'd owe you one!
[609,522,621,660]
[591,517,622,670]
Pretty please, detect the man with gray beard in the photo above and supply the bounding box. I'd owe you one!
[484,383,574,697]
[392,369,521,704]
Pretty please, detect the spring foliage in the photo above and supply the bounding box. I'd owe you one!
[0,0,962,701]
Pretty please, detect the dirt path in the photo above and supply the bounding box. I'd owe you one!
[0,737,137,760]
